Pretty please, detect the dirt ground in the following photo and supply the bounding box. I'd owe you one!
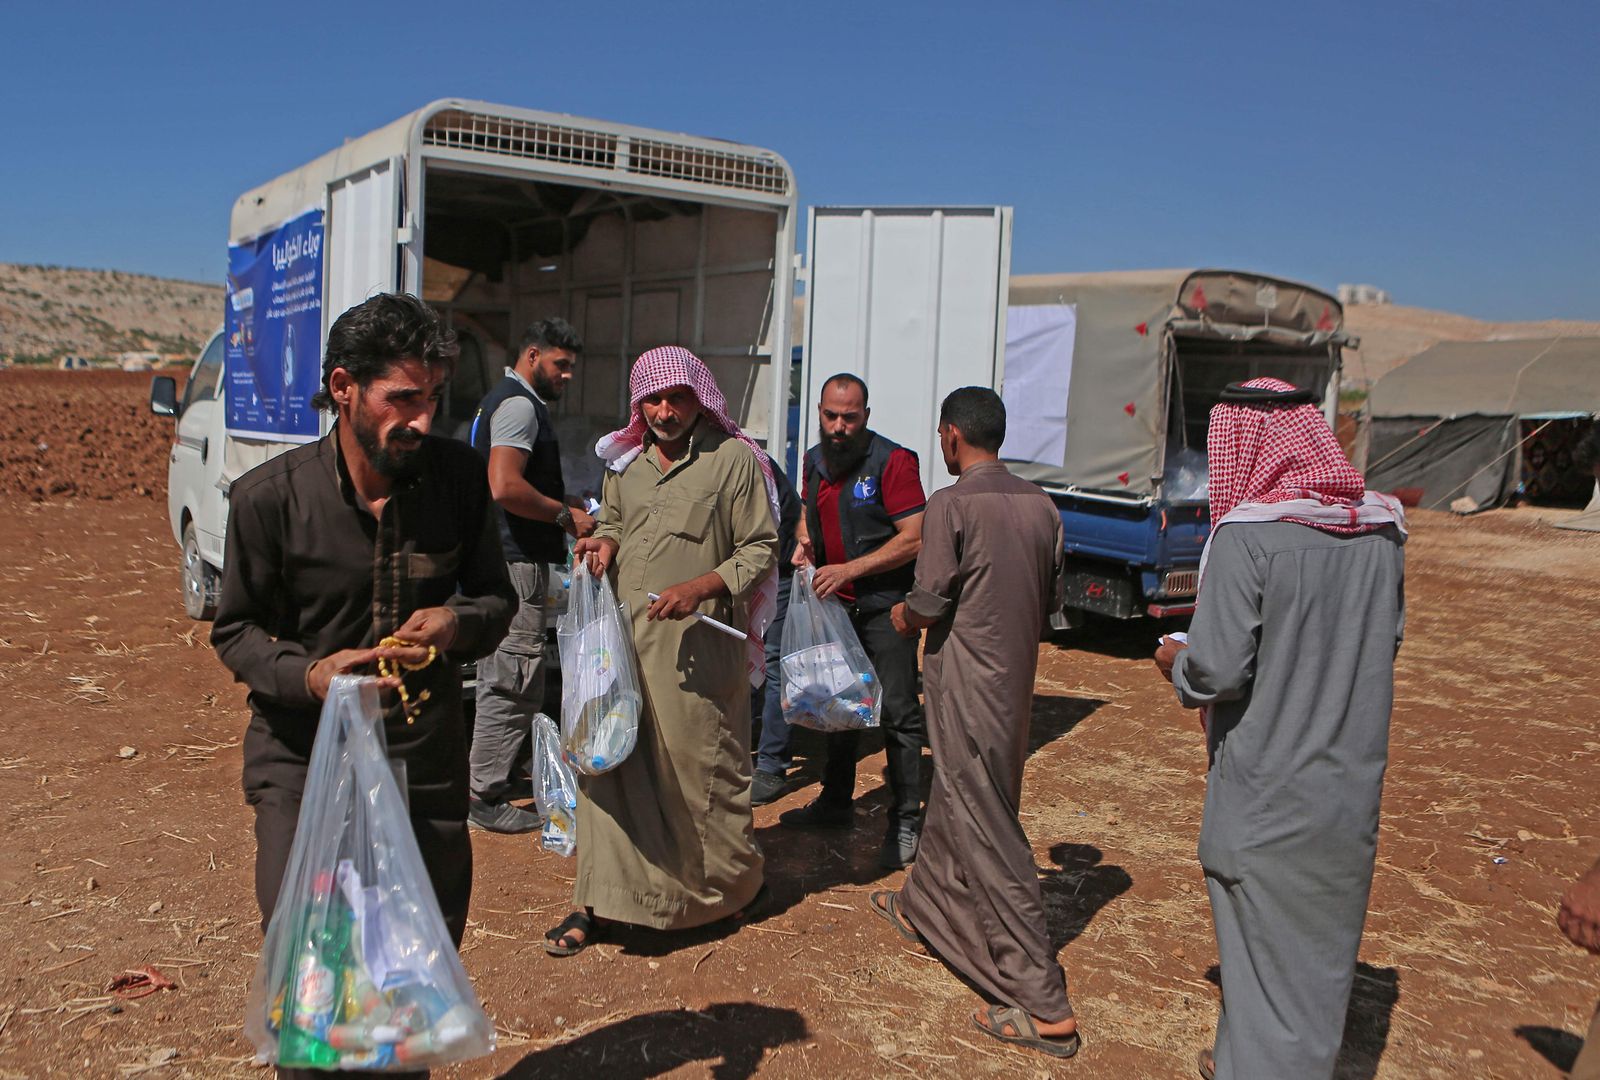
[2,371,1598,1079]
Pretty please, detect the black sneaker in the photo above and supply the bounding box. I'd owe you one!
[879,823,920,870]
[505,775,535,801]
[468,796,542,834]
[750,770,788,806]
[778,797,854,830]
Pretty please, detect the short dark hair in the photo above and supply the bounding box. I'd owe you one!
[939,386,1006,452]
[821,372,869,408]
[313,293,458,410]
[1575,419,1600,470]
[518,316,583,358]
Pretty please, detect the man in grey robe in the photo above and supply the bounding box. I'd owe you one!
[876,387,1079,1059]
[1155,377,1406,1080]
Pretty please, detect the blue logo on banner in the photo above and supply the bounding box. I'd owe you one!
[224,208,324,440]
[852,476,879,504]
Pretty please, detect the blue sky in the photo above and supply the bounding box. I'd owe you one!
[3,1,1596,320]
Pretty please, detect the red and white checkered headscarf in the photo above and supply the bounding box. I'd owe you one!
[597,346,780,688]
[1202,377,1404,576]
[1189,377,1405,735]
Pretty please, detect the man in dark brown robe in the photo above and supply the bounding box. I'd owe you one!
[879,387,1078,1059]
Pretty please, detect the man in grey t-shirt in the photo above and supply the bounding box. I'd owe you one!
[467,318,595,832]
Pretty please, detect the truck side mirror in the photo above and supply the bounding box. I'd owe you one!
[150,376,179,418]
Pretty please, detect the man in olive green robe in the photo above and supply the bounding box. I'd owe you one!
[547,347,778,950]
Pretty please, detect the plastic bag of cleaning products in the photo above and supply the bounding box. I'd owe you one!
[779,568,883,733]
[556,561,642,776]
[243,676,495,1072]
[531,713,577,857]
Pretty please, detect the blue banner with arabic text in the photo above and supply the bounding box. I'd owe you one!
[224,208,324,440]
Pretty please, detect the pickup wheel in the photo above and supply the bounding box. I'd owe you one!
[182,522,219,621]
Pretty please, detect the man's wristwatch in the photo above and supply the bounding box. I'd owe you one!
[554,506,574,533]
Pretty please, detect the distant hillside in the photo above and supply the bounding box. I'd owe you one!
[1342,303,1600,387]
[6,261,1598,381]
[0,263,221,364]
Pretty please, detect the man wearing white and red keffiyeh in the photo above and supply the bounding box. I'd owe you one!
[545,347,778,953]
[593,344,783,680]
[1154,377,1407,1080]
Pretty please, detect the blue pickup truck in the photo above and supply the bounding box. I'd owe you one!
[1002,269,1351,627]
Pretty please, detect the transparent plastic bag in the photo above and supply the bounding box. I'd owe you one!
[555,561,642,776]
[1162,446,1209,503]
[244,676,495,1072]
[531,713,577,857]
[779,568,882,732]
[544,535,576,614]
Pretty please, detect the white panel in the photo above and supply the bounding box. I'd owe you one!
[802,207,1012,493]
[1000,305,1077,466]
[326,160,399,327]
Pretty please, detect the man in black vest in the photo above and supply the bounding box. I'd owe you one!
[467,318,594,832]
[779,373,928,869]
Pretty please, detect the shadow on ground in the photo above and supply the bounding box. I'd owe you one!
[1515,1023,1584,1073]
[1028,692,1105,756]
[1050,611,1192,662]
[498,1002,808,1079]
[1040,842,1134,951]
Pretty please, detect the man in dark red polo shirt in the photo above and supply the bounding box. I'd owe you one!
[779,373,928,869]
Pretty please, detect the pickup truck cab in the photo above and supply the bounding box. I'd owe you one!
[150,330,226,618]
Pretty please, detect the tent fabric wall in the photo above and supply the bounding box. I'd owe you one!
[1369,338,1600,419]
[1364,337,1600,512]
[1365,415,1520,512]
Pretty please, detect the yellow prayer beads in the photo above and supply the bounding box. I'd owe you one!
[377,637,437,724]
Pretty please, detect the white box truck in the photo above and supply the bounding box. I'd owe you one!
[150,98,1015,619]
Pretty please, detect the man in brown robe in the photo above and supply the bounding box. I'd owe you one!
[545,347,778,953]
[880,387,1079,1059]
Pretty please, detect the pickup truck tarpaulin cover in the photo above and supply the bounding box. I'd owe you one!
[1003,270,1347,497]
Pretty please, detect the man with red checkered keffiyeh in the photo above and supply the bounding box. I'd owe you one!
[544,347,778,955]
[1153,378,1407,1080]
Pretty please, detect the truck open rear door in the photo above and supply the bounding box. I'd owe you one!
[801,206,1012,494]
[325,157,402,367]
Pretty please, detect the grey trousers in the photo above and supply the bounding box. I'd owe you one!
[470,561,548,801]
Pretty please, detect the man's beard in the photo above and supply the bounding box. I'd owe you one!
[820,428,870,473]
[353,408,424,479]
[532,367,563,400]
[648,410,699,445]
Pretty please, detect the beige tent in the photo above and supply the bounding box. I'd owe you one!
[1365,337,1600,511]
